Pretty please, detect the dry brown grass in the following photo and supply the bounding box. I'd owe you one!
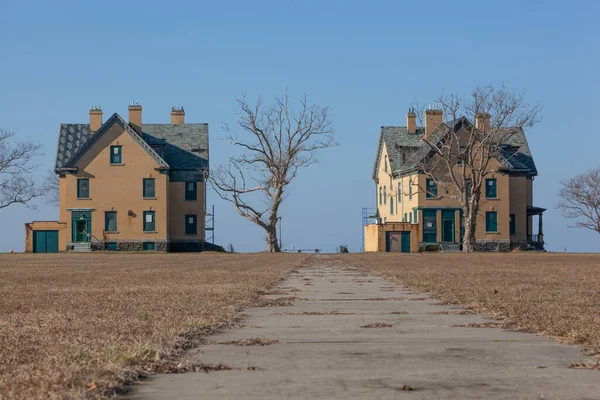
[0,252,309,399]
[331,253,600,355]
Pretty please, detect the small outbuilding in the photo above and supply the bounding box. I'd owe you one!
[25,221,67,253]
[364,222,420,253]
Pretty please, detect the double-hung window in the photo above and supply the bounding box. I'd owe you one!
[397,182,402,202]
[383,186,387,205]
[185,182,197,200]
[486,211,498,232]
[105,211,117,232]
[389,198,394,215]
[77,178,89,198]
[143,211,156,232]
[509,214,516,235]
[379,187,382,205]
[486,178,497,198]
[426,178,437,198]
[143,178,155,198]
[110,145,122,164]
[409,180,413,200]
[466,180,472,199]
[185,214,197,235]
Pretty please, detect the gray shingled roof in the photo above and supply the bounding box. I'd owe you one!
[142,124,208,170]
[55,114,209,171]
[374,118,537,178]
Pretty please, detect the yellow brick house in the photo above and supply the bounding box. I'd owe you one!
[364,108,545,253]
[26,103,209,252]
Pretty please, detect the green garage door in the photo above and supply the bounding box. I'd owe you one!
[33,230,59,253]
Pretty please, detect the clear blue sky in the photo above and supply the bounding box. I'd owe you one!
[1,0,598,253]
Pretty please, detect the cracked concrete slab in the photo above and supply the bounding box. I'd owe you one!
[128,264,599,399]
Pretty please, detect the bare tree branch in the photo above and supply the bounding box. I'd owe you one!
[0,129,44,211]
[210,92,336,252]
[42,169,60,207]
[413,85,541,252]
[557,167,600,234]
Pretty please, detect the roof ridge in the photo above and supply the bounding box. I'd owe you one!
[58,113,169,170]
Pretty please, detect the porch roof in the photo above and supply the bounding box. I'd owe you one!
[527,205,546,215]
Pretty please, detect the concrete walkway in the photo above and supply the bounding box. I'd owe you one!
[130,263,599,399]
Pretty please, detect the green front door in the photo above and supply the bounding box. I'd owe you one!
[33,231,59,253]
[75,220,88,242]
[442,210,455,242]
[71,211,92,242]
[400,231,411,253]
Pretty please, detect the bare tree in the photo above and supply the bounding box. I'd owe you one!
[414,85,541,252]
[211,92,335,252]
[0,129,44,211]
[43,169,60,206]
[557,167,600,234]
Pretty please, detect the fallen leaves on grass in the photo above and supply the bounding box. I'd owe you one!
[569,360,600,370]
[257,296,299,307]
[361,322,393,328]
[217,338,280,346]
[275,311,356,316]
[452,322,505,328]
[431,310,475,315]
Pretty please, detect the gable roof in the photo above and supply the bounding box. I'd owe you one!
[55,113,209,172]
[374,117,537,179]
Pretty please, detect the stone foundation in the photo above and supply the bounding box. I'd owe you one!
[473,240,511,252]
[91,240,168,252]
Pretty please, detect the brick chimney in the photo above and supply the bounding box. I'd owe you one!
[128,102,142,134]
[89,106,102,134]
[406,108,416,134]
[171,106,185,125]
[424,107,443,139]
[475,112,491,132]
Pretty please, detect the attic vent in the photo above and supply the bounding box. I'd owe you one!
[191,148,206,153]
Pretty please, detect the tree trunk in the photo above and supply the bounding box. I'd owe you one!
[462,200,479,252]
[462,213,477,252]
[265,225,280,252]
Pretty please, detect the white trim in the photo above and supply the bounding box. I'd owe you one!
[66,208,96,211]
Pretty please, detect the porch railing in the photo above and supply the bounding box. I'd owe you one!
[528,234,544,243]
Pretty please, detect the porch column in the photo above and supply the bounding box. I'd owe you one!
[418,210,424,243]
[538,213,544,242]
[436,210,442,243]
